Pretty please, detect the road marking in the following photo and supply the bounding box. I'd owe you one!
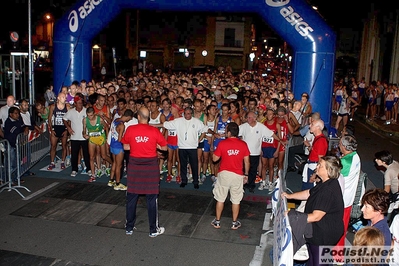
[23,182,59,201]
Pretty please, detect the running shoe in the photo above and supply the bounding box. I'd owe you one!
[47,163,55,170]
[258,181,266,191]
[70,171,77,177]
[210,175,217,183]
[255,175,262,184]
[149,227,165,238]
[175,175,181,184]
[200,173,206,184]
[107,179,116,187]
[105,168,111,176]
[65,156,71,167]
[114,183,127,191]
[211,218,221,229]
[166,175,173,183]
[88,176,96,183]
[60,162,65,169]
[96,169,103,178]
[231,221,242,230]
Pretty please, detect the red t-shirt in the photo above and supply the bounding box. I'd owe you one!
[214,138,250,175]
[308,134,328,162]
[262,119,278,148]
[121,123,167,157]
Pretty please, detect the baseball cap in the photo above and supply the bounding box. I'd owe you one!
[227,94,237,100]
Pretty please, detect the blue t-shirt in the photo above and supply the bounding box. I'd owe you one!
[368,217,392,246]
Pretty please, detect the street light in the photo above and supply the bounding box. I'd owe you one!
[44,13,54,46]
[201,50,207,65]
[92,44,101,68]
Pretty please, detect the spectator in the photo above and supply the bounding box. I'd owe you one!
[301,119,328,191]
[282,155,344,266]
[353,226,385,266]
[335,135,362,254]
[361,188,392,246]
[3,106,29,183]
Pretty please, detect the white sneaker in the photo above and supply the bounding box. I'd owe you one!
[268,182,275,192]
[149,227,165,237]
[70,171,77,177]
[200,173,206,184]
[65,156,71,167]
[258,181,266,190]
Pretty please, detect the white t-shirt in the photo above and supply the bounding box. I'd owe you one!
[63,107,87,141]
[386,161,399,194]
[163,117,208,149]
[239,122,273,156]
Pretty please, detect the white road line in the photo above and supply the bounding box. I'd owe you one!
[23,182,59,201]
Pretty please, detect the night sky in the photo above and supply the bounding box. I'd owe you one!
[0,0,388,45]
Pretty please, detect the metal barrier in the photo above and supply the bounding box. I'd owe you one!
[0,139,12,192]
[0,123,50,198]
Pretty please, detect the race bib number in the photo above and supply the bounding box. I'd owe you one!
[262,137,274,143]
[55,117,63,125]
[89,132,101,137]
[168,130,177,136]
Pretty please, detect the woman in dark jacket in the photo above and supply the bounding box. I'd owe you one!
[282,155,344,266]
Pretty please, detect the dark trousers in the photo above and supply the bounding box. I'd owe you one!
[287,144,305,168]
[70,140,90,172]
[178,149,198,185]
[247,155,260,189]
[126,192,159,233]
[120,149,130,178]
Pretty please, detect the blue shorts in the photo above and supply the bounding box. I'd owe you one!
[335,95,342,105]
[386,101,394,111]
[110,146,124,155]
[167,144,178,150]
[202,138,211,152]
[262,147,277,159]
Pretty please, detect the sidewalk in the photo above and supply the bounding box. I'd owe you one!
[332,106,399,139]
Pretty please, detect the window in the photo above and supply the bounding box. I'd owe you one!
[224,28,235,47]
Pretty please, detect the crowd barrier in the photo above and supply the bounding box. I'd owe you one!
[266,137,295,266]
[0,123,50,198]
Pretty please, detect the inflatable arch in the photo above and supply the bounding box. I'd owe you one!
[53,0,336,128]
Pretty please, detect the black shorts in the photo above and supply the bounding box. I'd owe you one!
[197,141,205,149]
[53,125,67,138]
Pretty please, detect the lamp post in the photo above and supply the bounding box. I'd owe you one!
[28,0,34,110]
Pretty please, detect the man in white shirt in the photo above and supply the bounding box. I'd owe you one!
[63,95,91,177]
[163,107,208,189]
[0,95,17,129]
[239,111,281,193]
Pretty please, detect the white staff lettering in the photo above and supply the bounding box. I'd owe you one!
[227,149,240,156]
[135,136,149,143]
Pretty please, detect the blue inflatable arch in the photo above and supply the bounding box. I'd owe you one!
[53,0,336,128]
